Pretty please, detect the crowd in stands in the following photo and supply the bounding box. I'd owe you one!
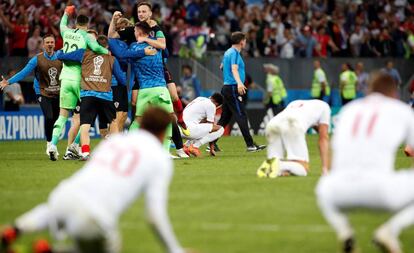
[0,0,413,59]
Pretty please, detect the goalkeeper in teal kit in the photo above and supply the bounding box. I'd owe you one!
[48,5,109,161]
[109,21,173,150]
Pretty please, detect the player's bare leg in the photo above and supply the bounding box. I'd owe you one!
[67,113,80,146]
[117,111,128,132]
[99,128,109,139]
[109,120,119,135]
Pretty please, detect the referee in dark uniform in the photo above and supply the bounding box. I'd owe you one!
[218,32,265,152]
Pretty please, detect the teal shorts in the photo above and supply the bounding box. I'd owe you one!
[59,80,80,110]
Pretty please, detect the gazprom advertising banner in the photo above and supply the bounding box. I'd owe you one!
[0,107,101,141]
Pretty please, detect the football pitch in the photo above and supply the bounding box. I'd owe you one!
[1,136,413,253]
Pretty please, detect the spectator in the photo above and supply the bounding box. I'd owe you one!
[314,26,339,58]
[382,60,402,87]
[0,0,412,58]
[355,62,369,97]
[1,70,24,111]
[279,29,295,59]
[339,63,358,106]
[349,25,364,57]
[263,64,287,116]
[296,26,317,58]
[180,64,202,103]
[27,26,43,57]
[360,32,380,57]
[0,8,29,56]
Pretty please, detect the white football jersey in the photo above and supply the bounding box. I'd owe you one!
[332,93,414,173]
[183,97,216,125]
[279,99,331,130]
[53,130,172,226]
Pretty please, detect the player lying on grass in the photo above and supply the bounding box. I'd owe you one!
[257,99,331,178]
[109,21,175,151]
[48,5,109,161]
[316,72,414,253]
[1,107,191,253]
[0,34,61,157]
[182,93,224,157]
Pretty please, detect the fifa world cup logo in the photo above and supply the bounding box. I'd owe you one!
[93,56,104,75]
[48,67,58,86]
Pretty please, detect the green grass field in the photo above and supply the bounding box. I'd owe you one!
[1,136,414,253]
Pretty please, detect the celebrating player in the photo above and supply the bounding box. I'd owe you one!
[109,21,174,151]
[1,107,188,253]
[0,34,61,156]
[182,93,224,157]
[56,35,133,160]
[48,6,109,161]
[316,72,414,253]
[257,99,331,178]
[135,2,187,131]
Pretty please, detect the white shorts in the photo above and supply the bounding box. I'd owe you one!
[48,186,120,253]
[185,123,213,140]
[316,170,414,212]
[266,113,308,161]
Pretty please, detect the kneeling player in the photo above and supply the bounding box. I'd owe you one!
[183,93,224,156]
[316,73,414,253]
[257,99,330,178]
[1,107,188,253]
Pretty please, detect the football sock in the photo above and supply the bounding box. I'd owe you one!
[15,204,50,233]
[129,120,140,131]
[171,121,183,149]
[387,204,414,237]
[194,127,224,148]
[81,145,90,154]
[51,116,68,145]
[317,196,354,241]
[279,161,307,176]
[163,122,172,151]
[74,130,81,145]
[173,99,184,124]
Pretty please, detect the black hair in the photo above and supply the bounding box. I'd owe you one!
[134,21,152,35]
[230,32,246,45]
[97,35,108,48]
[211,92,223,106]
[76,15,89,26]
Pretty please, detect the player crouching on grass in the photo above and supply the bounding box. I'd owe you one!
[1,107,193,253]
[55,35,139,160]
[316,72,414,253]
[257,99,331,178]
[182,93,225,157]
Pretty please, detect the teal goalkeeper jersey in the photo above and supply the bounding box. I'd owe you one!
[59,14,108,82]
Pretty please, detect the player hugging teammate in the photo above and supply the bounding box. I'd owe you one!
[41,1,189,160]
